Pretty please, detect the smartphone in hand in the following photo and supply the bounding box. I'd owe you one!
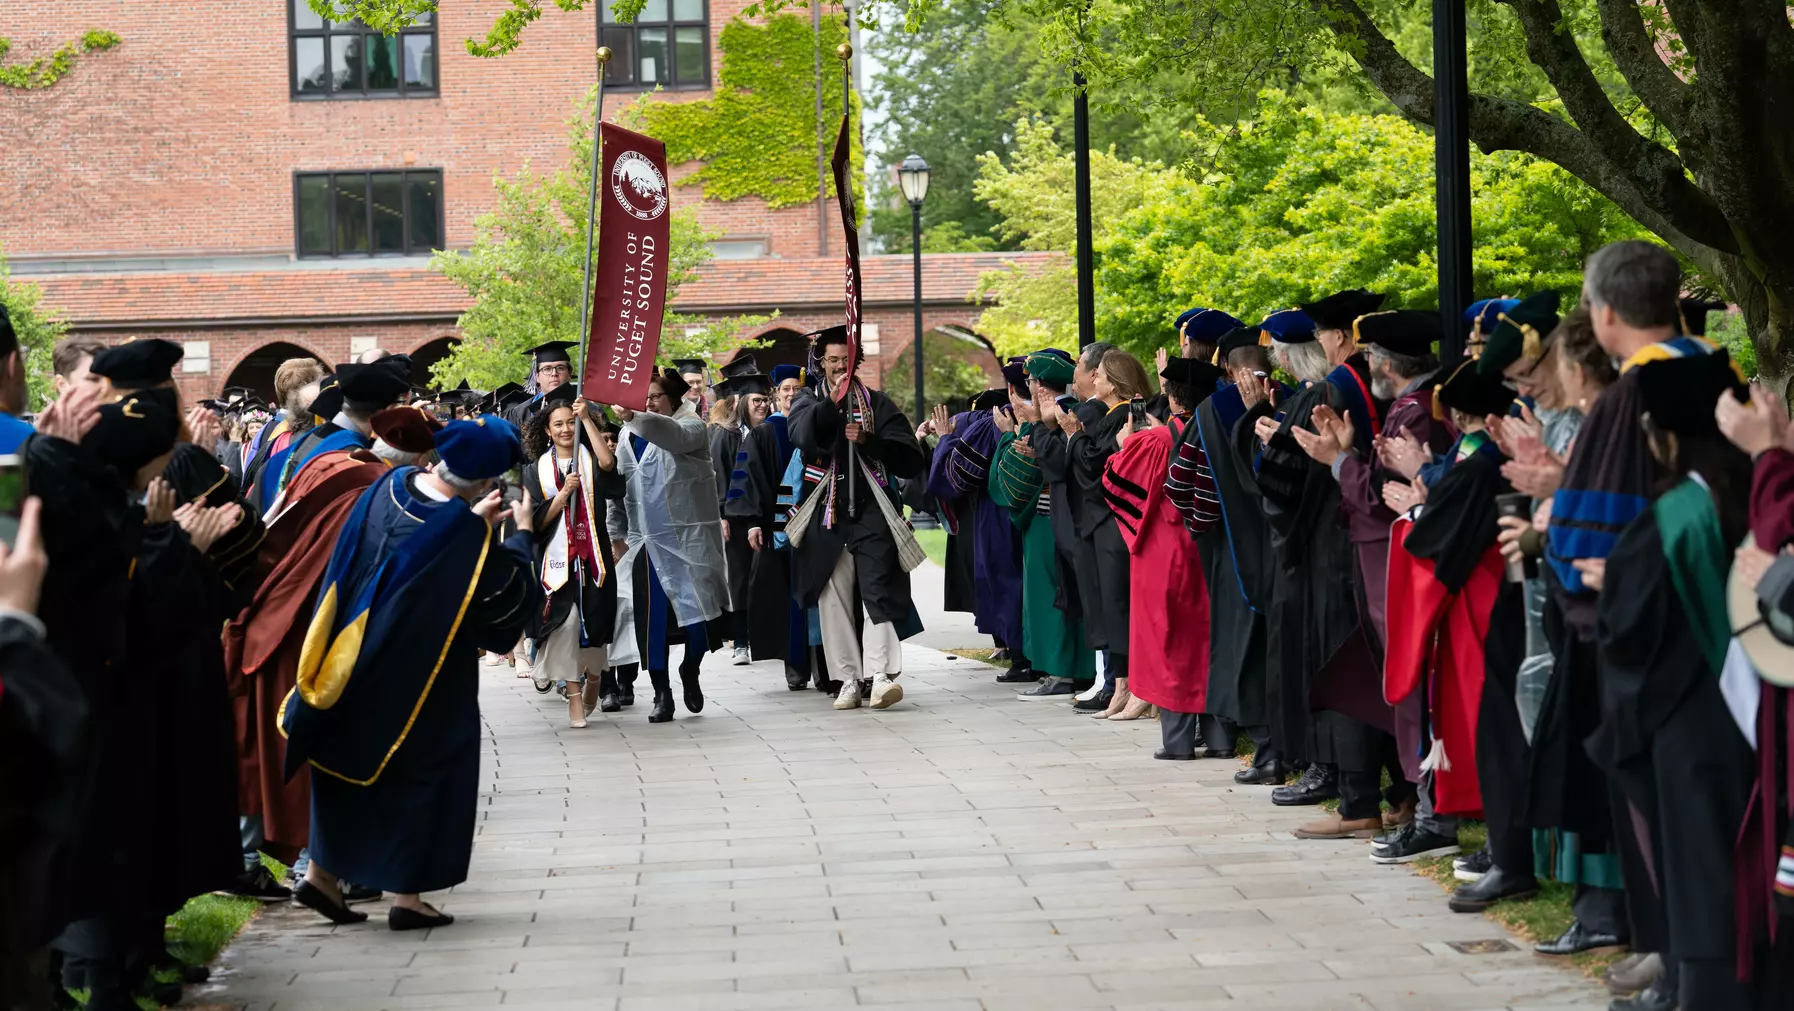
[0,456,24,548]
[1128,396,1146,428]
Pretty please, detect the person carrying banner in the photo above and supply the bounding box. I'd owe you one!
[787,327,926,712]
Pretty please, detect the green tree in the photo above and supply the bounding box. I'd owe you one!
[0,249,67,410]
[880,331,996,422]
[429,91,767,392]
[973,98,1657,361]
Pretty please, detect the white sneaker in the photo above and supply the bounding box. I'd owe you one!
[1075,677,1107,702]
[833,679,862,710]
[869,675,903,710]
[480,652,504,667]
[732,645,751,666]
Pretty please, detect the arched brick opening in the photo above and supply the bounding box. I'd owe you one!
[407,336,459,387]
[727,327,811,378]
[222,340,332,403]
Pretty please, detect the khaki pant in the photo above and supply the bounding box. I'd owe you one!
[816,548,901,682]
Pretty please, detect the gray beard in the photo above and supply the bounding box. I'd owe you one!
[1371,373,1397,400]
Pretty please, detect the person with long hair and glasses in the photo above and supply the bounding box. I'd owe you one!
[521,387,624,728]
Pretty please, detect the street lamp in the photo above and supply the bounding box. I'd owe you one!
[899,153,930,422]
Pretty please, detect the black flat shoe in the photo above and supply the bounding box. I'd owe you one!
[681,670,705,713]
[995,669,1041,683]
[388,905,455,931]
[1233,761,1288,785]
[1533,919,1627,957]
[291,880,369,924]
[1448,866,1538,912]
[648,688,675,723]
[1153,749,1197,761]
[600,692,621,713]
[1072,689,1113,712]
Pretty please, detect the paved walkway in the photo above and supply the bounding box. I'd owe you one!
[193,647,1608,1011]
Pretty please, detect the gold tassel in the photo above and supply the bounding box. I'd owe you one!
[1256,330,1272,347]
[1209,347,1220,365]
[1498,311,1541,360]
[1432,387,1445,421]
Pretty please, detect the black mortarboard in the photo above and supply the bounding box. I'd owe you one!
[335,358,413,404]
[1435,359,1516,419]
[523,341,578,365]
[478,382,523,414]
[82,387,182,475]
[1159,357,1226,391]
[1478,290,1563,377]
[673,358,708,376]
[1679,298,1728,337]
[222,386,251,404]
[1216,326,1273,360]
[1299,289,1386,332]
[806,325,850,347]
[1637,350,1747,437]
[89,339,184,388]
[970,388,1009,414]
[498,387,533,412]
[536,382,578,412]
[307,375,343,420]
[1353,309,1440,358]
[717,374,773,398]
[719,355,760,380]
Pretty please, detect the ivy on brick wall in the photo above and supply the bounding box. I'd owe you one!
[0,30,120,90]
[643,13,862,209]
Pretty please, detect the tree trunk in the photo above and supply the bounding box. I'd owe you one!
[1718,258,1794,399]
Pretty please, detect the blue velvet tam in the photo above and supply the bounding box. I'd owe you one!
[1258,308,1318,344]
[769,364,802,385]
[436,416,524,481]
[1174,307,1246,345]
[1463,298,1521,337]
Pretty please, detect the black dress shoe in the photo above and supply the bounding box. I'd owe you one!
[340,881,382,903]
[648,688,675,723]
[681,670,705,713]
[1202,748,1237,759]
[600,691,622,712]
[995,668,1041,683]
[1447,866,1538,912]
[1073,689,1113,712]
[1534,919,1627,957]
[1271,765,1339,806]
[1609,976,1674,1011]
[291,879,369,924]
[1153,749,1197,761]
[388,905,455,931]
[1234,761,1287,785]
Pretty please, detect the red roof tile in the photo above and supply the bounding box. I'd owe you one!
[28,251,1062,328]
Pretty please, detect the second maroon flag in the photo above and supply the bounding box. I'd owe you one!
[829,112,863,403]
[583,122,671,411]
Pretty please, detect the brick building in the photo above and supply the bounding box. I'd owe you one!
[0,1,1052,403]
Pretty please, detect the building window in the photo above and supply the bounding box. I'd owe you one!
[295,171,443,258]
[601,0,708,90]
[291,0,436,98]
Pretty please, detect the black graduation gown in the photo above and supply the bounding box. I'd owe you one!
[1031,399,1111,643]
[522,453,625,646]
[1591,511,1754,976]
[786,387,924,625]
[1247,382,1381,770]
[732,418,805,667]
[1189,393,1273,727]
[0,617,87,956]
[1070,404,1131,658]
[22,434,135,939]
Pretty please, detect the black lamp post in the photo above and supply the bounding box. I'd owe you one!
[899,153,931,420]
[1433,0,1473,364]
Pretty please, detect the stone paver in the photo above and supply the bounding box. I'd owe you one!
[190,645,1608,1011]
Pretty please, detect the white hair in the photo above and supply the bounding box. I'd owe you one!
[1273,339,1330,385]
[372,439,425,467]
[432,461,487,496]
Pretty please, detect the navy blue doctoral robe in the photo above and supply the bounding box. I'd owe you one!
[926,410,1023,647]
[282,467,537,893]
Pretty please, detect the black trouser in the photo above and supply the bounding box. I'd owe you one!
[1571,884,1627,936]
[1199,714,1236,753]
[1160,709,1198,755]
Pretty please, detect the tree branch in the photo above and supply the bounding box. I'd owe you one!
[1494,0,1732,252]
[1313,0,1736,268]
[1592,0,1696,142]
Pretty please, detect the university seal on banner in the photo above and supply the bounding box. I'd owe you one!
[610,150,668,221]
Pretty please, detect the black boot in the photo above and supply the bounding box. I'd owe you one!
[647,669,675,723]
[598,667,621,713]
[680,650,705,713]
[617,663,637,707]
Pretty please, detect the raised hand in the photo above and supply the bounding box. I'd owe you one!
[1378,431,1427,480]
[179,502,242,554]
[992,406,1015,434]
[512,488,535,533]
[1717,384,1789,456]
[472,489,504,525]
[1115,412,1136,449]
[37,384,101,445]
[1155,347,1170,374]
[144,478,177,525]
[931,403,954,437]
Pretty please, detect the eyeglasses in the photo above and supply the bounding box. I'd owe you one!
[538,363,572,376]
[820,355,851,366]
[644,391,670,403]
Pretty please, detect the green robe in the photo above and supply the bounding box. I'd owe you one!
[989,425,1095,682]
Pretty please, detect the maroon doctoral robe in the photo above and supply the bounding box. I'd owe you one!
[1334,379,1455,779]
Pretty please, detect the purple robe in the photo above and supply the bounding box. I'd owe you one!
[928,411,1024,646]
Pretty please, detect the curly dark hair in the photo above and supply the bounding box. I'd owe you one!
[523,403,574,460]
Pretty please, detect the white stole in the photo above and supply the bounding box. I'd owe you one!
[539,445,602,592]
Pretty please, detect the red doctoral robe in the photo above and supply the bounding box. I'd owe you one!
[224,449,386,859]
[1102,419,1211,713]
[1383,516,1503,817]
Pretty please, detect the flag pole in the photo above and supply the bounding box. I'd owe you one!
[838,38,857,518]
[576,41,613,401]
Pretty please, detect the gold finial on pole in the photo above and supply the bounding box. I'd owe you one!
[596,45,613,64]
[836,42,852,61]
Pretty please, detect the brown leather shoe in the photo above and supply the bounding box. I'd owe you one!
[1293,813,1381,839]
[1382,796,1417,829]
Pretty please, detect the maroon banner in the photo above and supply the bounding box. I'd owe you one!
[583,122,671,412]
[829,112,862,403]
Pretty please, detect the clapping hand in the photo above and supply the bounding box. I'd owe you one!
[1500,430,1566,500]
[1293,405,1354,466]
[1056,408,1083,435]
[1253,416,1279,446]
[1488,404,1542,459]
[185,405,222,452]
[992,406,1015,435]
[174,501,242,554]
[931,404,955,437]
[36,384,101,445]
[1572,557,1606,592]
[1378,431,1428,480]
[1717,384,1790,456]
[0,497,48,616]
[144,478,177,525]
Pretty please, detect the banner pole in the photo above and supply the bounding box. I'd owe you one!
[838,37,857,518]
[577,42,613,401]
